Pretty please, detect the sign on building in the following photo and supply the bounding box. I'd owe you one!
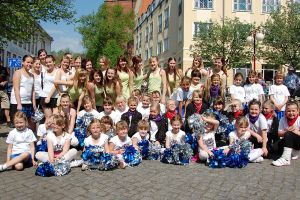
[8,58,22,68]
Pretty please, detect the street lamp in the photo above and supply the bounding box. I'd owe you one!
[247,28,264,71]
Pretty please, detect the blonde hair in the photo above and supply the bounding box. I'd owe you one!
[13,111,28,124]
[192,90,203,100]
[170,114,183,125]
[204,74,224,101]
[87,119,106,136]
[73,68,88,90]
[137,119,150,130]
[127,96,138,105]
[235,116,249,127]
[52,114,67,131]
[150,103,161,113]
[116,120,129,132]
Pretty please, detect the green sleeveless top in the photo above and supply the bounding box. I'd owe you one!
[105,84,116,100]
[148,69,162,93]
[134,72,144,90]
[95,85,104,106]
[168,73,180,94]
[68,87,84,103]
[118,71,130,99]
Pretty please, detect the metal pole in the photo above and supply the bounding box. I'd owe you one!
[253,32,256,71]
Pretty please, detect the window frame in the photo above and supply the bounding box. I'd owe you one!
[233,0,252,12]
[194,0,213,9]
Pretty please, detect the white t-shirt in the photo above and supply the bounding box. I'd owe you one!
[132,132,150,143]
[166,130,186,144]
[278,116,300,132]
[109,135,132,150]
[149,120,158,142]
[200,131,216,150]
[99,111,118,125]
[229,131,251,142]
[246,114,268,135]
[244,83,264,103]
[115,108,128,123]
[6,128,37,155]
[84,134,108,147]
[78,109,101,119]
[269,84,290,111]
[229,85,245,103]
[137,103,150,119]
[37,124,51,138]
[174,87,192,107]
[46,131,71,152]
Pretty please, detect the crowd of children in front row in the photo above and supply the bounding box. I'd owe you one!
[0,70,299,174]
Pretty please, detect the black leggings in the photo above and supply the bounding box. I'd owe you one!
[283,131,300,150]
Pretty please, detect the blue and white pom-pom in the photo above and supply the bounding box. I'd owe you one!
[74,127,86,149]
[185,134,198,155]
[36,139,48,152]
[75,113,95,149]
[187,113,206,138]
[99,153,119,171]
[35,158,71,177]
[138,140,150,158]
[161,142,193,165]
[122,145,142,166]
[209,139,252,169]
[206,109,235,137]
[148,143,161,160]
[82,145,104,167]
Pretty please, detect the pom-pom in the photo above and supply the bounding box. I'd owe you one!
[36,140,48,152]
[161,148,174,164]
[171,143,193,165]
[138,140,150,158]
[185,134,198,154]
[187,114,205,137]
[99,153,119,171]
[82,145,104,168]
[74,127,86,149]
[148,143,161,160]
[35,162,55,177]
[53,158,71,176]
[122,145,142,166]
[75,113,95,149]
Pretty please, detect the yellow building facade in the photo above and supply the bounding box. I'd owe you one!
[134,0,292,85]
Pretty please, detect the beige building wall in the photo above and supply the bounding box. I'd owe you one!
[134,0,291,85]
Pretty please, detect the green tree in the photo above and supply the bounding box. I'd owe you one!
[263,3,300,67]
[51,48,83,63]
[77,4,134,66]
[191,18,254,68]
[0,0,75,44]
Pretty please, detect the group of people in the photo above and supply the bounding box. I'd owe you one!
[0,49,299,174]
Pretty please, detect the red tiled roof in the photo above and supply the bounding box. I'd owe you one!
[138,0,153,17]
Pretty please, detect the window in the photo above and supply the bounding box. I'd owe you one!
[157,41,163,55]
[178,0,182,16]
[195,0,213,9]
[164,7,169,29]
[194,22,212,37]
[145,27,149,43]
[178,26,183,43]
[164,38,169,52]
[149,22,153,40]
[233,0,252,11]
[158,14,163,33]
[139,32,142,48]
[262,0,279,13]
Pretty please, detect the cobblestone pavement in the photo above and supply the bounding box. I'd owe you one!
[0,126,300,200]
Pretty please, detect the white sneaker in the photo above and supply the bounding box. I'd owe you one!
[81,164,89,171]
[272,157,290,167]
[292,150,299,160]
[70,159,83,168]
[0,164,4,172]
[253,156,264,163]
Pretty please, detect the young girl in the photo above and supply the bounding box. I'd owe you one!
[68,68,88,112]
[164,99,177,131]
[99,56,110,77]
[77,95,101,121]
[262,100,279,153]
[210,57,227,89]
[0,112,37,172]
[121,97,142,137]
[173,76,192,118]
[31,57,42,109]
[37,115,54,144]
[269,71,290,120]
[100,116,115,140]
[99,97,118,125]
[147,56,167,104]
[165,115,186,148]
[185,90,208,120]
[272,100,300,166]
[227,116,264,163]
[137,93,151,120]
[149,103,168,146]
[165,57,183,97]
[81,119,109,170]
[40,55,59,118]
[132,119,150,150]
[244,70,264,106]
[151,91,166,115]
[185,55,208,84]
[109,121,132,169]
[115,95,128,123]
[204,74,224,106]
[88,69,105,112]
[229,73,246,103]
[35,114,77,163]
[226,99,244,124]
[246,99,268,157]
[54,56,73,95]
[132,89,142,103]
[37,49,47,71]
[53,94,77,134]
[198,113,220,162]
[104,68,121,101]
[116,55,133,100]
[131,55,144,91]
[189,69,204,93]
[10,55,36,129]
[81,59,93,74]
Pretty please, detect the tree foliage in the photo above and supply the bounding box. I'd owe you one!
[263,3,300,68]
[77,4,134,66]
[191,18,254,68]
[0,0,75,44]
[51,48,82,63]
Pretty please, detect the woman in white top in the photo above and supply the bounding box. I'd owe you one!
[31,57,42,108]
[54,56,73,95]
[10,55,36,129]
[40,55,59,119]
[37,49,47,72]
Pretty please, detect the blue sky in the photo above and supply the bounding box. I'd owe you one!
[41,0,104,53]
